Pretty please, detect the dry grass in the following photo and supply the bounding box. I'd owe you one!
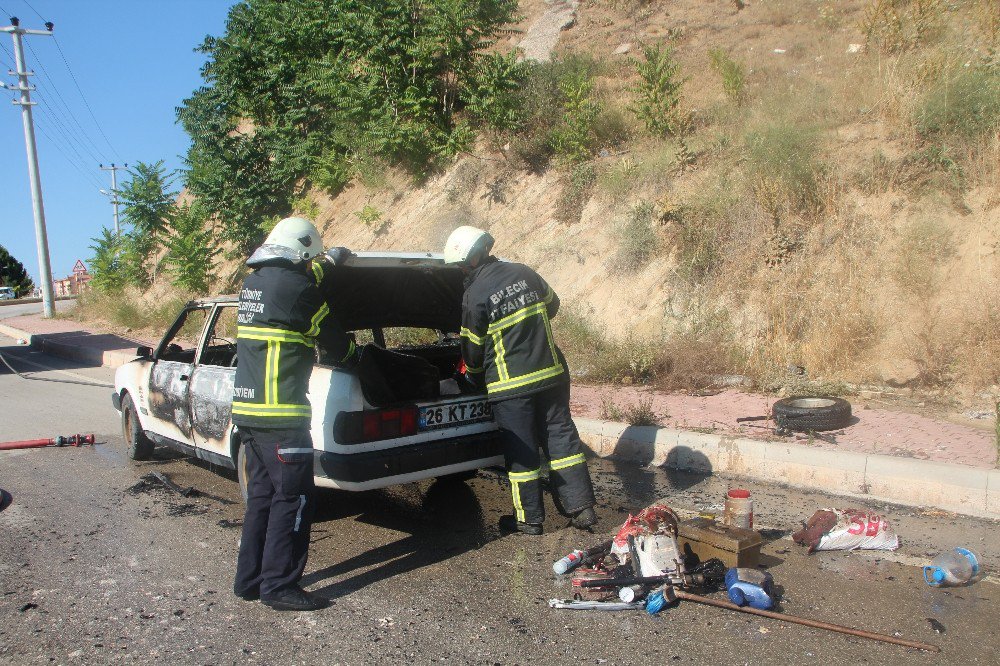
[66,287,194,343]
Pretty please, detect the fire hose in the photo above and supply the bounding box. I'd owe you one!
[0,434,96,450]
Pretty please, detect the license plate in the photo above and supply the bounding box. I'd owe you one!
[419,399,492,429]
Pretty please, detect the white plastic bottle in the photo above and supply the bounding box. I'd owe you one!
[923,548,980,587]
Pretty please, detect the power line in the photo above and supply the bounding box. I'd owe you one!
[33,118,106,190]
[19,0,43,23]
[30,100,107,187]
[25,38,110,162]
[33,91,106,167]
[51,35,121,161]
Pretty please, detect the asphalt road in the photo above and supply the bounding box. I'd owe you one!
[1,333,998,664]
[0,298,74,321]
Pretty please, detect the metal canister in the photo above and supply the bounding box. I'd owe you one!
[723,488,753,529]
[618,585,648,603]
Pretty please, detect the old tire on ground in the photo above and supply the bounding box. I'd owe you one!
[772,396,852,432]
[121,393,155,460]
[237,443,250,504]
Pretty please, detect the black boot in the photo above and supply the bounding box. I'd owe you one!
[570,506,597,529]
[498,515,543,535]
[261,586,329,611]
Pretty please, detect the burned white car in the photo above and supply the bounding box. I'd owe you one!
[112,252,503,496]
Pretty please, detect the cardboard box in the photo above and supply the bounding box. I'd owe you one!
[678,517,762,569]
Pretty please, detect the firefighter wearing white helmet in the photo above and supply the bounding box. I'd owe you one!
[233,216,356,612]
[445,226,597,535]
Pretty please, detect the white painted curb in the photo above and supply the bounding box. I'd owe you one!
[574,418,999,520]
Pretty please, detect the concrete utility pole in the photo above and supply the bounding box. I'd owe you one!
[99,163,127,235]
[3,17,55,317]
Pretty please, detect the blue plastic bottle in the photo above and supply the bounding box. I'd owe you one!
[724,567,775,610]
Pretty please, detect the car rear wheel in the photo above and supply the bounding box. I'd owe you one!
[121,393,155,460]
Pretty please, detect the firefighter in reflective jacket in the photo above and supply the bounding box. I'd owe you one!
[445,226,597,535]
[232,217,355,611]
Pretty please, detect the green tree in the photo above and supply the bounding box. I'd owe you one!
[163,203,220,293]
[87,228,126,294]
[0,245,35,296]
[177,0,521,251]
[119,161,178,261]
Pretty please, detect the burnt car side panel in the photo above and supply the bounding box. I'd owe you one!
[147,360,194,440]
[189,365,235,458]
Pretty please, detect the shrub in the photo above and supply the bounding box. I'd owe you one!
[744,121,824,215]
[854,149,899,194]
[355,204,385,231]
[916,65,1000,141]
[708,48,746,103]
[671,178,741,282]
[601,395,662,426]
[614,200,658,271]
[551,69,601,164]
[552,308,658,384]
[630,43,688,137]
[860,0,905,54]
[289,194,319,220]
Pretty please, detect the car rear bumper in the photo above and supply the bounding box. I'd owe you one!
[314,431,503,490]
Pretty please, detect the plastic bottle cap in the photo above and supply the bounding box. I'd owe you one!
[728,489,751,499]
[729,587,746,606]
[931,568,945,582]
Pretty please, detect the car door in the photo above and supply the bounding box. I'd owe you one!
[143,305,211,446]
[188,303,238,460]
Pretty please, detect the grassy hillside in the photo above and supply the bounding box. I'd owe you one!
[78,0,1000,405]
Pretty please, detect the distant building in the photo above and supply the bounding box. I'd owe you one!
[53,259,92,296]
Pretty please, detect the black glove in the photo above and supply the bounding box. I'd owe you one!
[324,247,354,265]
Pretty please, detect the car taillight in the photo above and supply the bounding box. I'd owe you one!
[336,406,420,444]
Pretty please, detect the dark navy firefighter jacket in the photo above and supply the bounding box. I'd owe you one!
[460,257,567,401]
[232,259,354,429]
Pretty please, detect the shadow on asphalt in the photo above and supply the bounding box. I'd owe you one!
[301,478,495,600]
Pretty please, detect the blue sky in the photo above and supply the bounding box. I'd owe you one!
[0,0,233,285]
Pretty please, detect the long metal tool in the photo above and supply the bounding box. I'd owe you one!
[672,589,939,653]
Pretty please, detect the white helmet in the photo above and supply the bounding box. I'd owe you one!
[252,216,322,265]
[443,225,495,265]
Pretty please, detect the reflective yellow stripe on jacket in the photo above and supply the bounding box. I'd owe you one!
[483,298,564,395]
[237,326,313,346]
[231,402,312,418]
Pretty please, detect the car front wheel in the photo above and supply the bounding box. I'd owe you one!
[121,393,155,461]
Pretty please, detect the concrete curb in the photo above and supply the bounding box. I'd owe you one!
[3,318,997,519]
[0,295,76,308]
[0,322,137,369]
[574,418,999,520]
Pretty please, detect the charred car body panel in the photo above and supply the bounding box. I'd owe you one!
[112,252,504,491]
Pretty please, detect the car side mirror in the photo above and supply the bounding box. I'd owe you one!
[136,345,153,359]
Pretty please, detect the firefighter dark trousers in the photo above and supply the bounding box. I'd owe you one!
[234,427,316,598]
[490,382,596,525]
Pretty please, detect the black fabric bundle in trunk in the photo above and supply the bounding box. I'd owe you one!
[355,344,441,407]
